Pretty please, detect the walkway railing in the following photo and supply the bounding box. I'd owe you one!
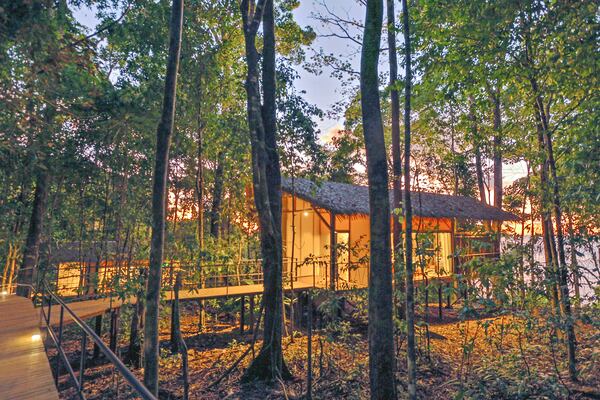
[48,258,325,298]
[37,281,156,400]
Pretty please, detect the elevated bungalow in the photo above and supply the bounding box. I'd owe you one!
[51,178,518,299]
[281,177,519,290]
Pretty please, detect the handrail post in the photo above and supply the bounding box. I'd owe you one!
[47,293,52,326]
[55,306,65,385]
[38,280,157,400]
[313,261,315,288]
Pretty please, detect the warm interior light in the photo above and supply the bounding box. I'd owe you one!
[31,334,41,341]
[1,290,8,295]
[303,211,309,217]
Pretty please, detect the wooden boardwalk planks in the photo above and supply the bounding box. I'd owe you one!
[0,294,59,400]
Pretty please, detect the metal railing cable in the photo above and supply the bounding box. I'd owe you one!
[36,281,157,400]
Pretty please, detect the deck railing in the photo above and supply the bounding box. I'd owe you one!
[35,281,157,400]
[47,258,325,299]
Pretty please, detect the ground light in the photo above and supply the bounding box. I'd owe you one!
[31,334,41,341]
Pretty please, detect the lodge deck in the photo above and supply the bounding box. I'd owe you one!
[0,294,59,400]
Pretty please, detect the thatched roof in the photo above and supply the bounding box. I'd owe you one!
[281,177,519,221]
[49,241,129,264]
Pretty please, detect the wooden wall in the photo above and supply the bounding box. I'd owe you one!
[282,193,457,288]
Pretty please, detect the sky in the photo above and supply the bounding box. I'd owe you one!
[73,1,528,187]
[73,1,360,135]
[292,1,363,135]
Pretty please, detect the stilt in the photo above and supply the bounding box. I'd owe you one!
[307,290,313,400]
[289,291,295,337]
[424,283,430,322]
[109,308,119,353]
[240,296,245,334]
[198,299,206,332]
[329,211,337,290]
[438,284,443,321]
[248,295,255,334]
[93,314,103,359]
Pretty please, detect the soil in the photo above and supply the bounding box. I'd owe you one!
[48,300,600,399]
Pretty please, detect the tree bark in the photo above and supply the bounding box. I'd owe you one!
[401,0,417,398]
[240,0,289,381]
[387,0,405,320]
[16,169,50,297]
[143,0,184,394]
[361,1,396,398]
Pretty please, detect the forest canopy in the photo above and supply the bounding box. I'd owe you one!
[0,0,598,399]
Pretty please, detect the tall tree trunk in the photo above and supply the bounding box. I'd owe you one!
[143,0,184,394]
[387,0,405,320]
[12,182,28,236]
[530,79,577,380]
[490,89,503,252]
[240,0,289,381]
[491,91,503,210]
[194,66,207,330]
[209,151,225,238]
[518,163,531,304]
[567,214,581,312]
[16,169,49,297]
[361,1,396,399]
[195,72,205,251]
[520,9,577,376]
[469,96,487,205]
[401,0,417,398]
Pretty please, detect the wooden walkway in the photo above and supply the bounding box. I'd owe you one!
[50,280,317,326]
[0,294,59,400]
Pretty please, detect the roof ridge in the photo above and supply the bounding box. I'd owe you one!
[281,176,519,221]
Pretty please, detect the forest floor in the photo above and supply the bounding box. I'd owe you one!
[51,299,600,400]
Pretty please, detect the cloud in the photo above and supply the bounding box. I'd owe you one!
[319,123,345,145]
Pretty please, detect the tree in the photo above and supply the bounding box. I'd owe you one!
[387,0,405,320]
[360,0,396,398]
[143,0,184,394]
[16,170,49,296]
[240,0,290,381]
[401,0,417,398]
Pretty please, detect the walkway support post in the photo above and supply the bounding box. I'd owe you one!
[240,296,245,334]
[249,295,255,334]
[329,212,337,290]
[55,306,65,385]
[306,290,313,400]
[93,314,102,359]
[109,309,119,353]
[438,284,443,320]
[79,332,87,391]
